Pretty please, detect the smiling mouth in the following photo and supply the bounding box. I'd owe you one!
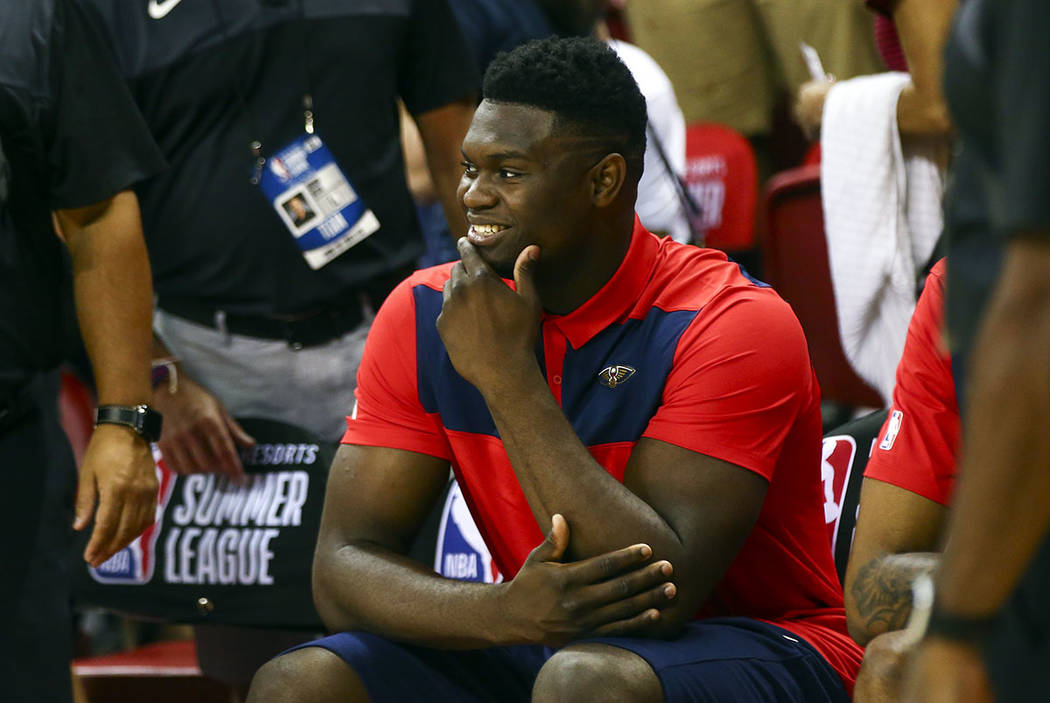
[467,224,509,244]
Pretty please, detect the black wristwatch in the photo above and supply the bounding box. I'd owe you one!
[95,404,163,443]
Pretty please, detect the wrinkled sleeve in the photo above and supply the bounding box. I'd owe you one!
[342,277,453,460]
[643,289,814,480]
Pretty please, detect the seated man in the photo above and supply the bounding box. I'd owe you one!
[248,37,860,703]
[841,259,959,701]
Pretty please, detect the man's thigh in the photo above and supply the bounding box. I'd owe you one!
[276,620,850,703]
[280,631,552,703]
[587,618,851,702]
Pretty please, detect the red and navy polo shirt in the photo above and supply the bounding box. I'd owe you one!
[345,221,863,691]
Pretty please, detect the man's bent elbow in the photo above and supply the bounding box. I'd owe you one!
[847,614,879,648]
[312,550,365,634]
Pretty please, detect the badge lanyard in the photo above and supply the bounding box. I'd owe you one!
[209,0,380,269]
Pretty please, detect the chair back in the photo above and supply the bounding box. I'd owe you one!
[760,165,883,409]
[684,122,757,250]
[822,409,888,581]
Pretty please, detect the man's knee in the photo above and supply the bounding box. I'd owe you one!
[532,644,662,703]
[247,647,368,703]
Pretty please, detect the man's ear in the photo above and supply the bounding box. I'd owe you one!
[590,153,627,207]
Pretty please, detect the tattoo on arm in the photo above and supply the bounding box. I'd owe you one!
[850,553,939,637]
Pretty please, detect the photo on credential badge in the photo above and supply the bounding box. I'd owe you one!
[280,191,318,229]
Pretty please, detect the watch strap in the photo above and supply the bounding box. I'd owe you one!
[95,404,163,443]
[926,607,999,644]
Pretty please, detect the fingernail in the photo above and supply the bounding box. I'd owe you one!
[664,583,677,598]
[639,544,652,558]
[660,561,672,575]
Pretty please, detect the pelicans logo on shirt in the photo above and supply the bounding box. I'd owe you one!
[598,364,636,389]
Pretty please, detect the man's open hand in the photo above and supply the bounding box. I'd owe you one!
[437,239,543,393]
[74,424,158,567]
[498,514,677,647]
[151,374,253,480]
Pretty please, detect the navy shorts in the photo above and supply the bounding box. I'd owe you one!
[284,617,850,702]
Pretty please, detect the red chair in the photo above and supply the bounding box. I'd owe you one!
[683,122,758,251]
[821,410,886,581]
[74,640,228,703]
[760,165,883,410]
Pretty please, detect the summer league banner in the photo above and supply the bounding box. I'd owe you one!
[70,418,334,630]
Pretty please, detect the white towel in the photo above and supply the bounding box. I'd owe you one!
[820,73,947,405]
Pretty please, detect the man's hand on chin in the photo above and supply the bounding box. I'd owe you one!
[437,239,543,394]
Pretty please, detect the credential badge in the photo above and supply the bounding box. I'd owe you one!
[598,364,636,389]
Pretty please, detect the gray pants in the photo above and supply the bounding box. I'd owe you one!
[154,308,370,442]
[154,307,371,691]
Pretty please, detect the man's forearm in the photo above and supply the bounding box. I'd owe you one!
[59,191,153,405]
[934,238,1050,618]
[848,552,940,645]
[416,98,476,240]
[484,371,684,569]
[313,541,511,649]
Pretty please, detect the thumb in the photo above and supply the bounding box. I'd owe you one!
[529,513,569,564]
[73,467,97,531]
[224,411,256,448]
[513,245,540,302]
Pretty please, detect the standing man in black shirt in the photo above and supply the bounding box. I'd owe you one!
[901,1,1050,701]
[87,0,479,693]
[0,0,167,700]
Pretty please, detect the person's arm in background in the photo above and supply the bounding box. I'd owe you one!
[902,3,1050,698]
[902,238,1050,703]
[844,261,955,645]
[845,479,944,645]
[55,190,158,568]
[413,98,476,240]
[400,102,437,205]
[891,0,954,134]
[795,0,956,137]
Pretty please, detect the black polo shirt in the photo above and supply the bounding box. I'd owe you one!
[942,0,1050,403]
[0,0,165,394]
[88,0,478,316]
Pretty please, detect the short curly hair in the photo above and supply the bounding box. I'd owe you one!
[482,37,647,181]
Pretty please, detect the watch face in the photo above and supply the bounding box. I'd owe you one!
[137,405,163,443]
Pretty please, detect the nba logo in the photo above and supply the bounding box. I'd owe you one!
[434,480,501,584]
[269,156,291,183]
[821,435,858,552]
[89,455,177,585]
[879,410,904,451]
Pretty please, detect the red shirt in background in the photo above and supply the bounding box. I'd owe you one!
[865,260,958,505]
